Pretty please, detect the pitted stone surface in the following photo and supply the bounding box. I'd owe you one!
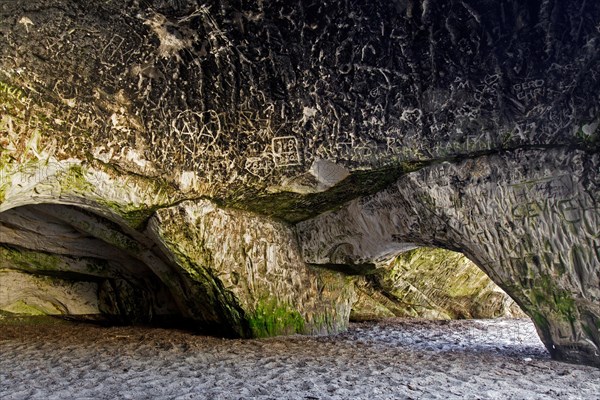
[298,148,600,365]
[150,200,355,337]
[0,0,598,366]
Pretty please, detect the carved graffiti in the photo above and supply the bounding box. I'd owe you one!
[558,198,582,224]
[513,79,545,105]
[272,136,301,167]
[473,73,500,107]
[331,135,380,163]
[400,108,422,126]
[244,155,274,179]
[509,175,573,204]
[53,79,78,102]
[558,199,600,238]
[512,200,548,219]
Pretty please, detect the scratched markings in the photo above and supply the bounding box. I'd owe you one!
[512,79,545,105]
[245,155,274,179]
[272,136,301,167]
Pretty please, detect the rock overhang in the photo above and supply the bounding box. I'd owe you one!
[0,0,599,367]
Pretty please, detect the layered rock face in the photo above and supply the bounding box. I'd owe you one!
[0,0,599,366]
[0,199,353,336]
[351,247,525,321]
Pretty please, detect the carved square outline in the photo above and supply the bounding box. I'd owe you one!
[271,136,301,167]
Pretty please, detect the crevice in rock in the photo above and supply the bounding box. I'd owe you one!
[228,144,588,224]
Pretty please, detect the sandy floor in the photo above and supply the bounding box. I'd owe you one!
[1,318,599,399]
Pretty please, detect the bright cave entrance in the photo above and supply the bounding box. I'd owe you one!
[350,247,527,322]
[348,247,543,356]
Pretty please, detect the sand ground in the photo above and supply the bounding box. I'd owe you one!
[1,318,599,399]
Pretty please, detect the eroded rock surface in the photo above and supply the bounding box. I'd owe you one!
[0,200,354,336]
[149,200,354,337]
[0,0,598,366]
[298,148,600,365]
[351,247,525,321]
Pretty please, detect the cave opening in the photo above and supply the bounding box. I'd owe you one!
[350,247,527,322]
[0,203,189,328]
[1,204,531,336]
[348,246,542,356]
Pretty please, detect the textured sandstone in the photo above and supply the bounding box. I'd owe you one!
[351,247,525,321]
[298,148,600,365]
[0,0,598,366]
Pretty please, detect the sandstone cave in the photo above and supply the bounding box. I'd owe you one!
[0,0,599,377]
[0,202,524,327]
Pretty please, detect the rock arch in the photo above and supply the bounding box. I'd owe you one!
[0,163,354,337]
[0,201,242,331]
[297,148,600,366]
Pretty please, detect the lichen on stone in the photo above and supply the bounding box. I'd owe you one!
[247,299,306,338]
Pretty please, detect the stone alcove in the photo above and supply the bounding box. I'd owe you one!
[0,181,355,339]
[0,202,214,327]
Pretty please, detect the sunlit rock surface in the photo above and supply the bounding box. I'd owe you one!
[351,247,525,321]
[0,0,598,366]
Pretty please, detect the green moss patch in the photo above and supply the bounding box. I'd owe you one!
[0,174,9,204]
[89,161,180,230]
[2,300,46,316]
[527,274,577,324]
[0,246,62,272]
[248,300,305,338]
[60,164,94,194]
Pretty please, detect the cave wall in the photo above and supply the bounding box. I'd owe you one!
[298,148,600,365]
[150,200,354,337]
[0,0,598,203]
[0,166,354,335]
[0,0,598,367]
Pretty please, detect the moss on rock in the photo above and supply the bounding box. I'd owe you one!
[2,300,46,316]
[60,164,94,194]
[352,247,524,320]
[526,274,578,325]
[0,246,62,272]
[248,300,306,338]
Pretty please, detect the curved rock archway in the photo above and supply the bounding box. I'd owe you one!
[298,147,600,366]
[0,202,245,331]
[0,203,175,323]
[0,181,354,338]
